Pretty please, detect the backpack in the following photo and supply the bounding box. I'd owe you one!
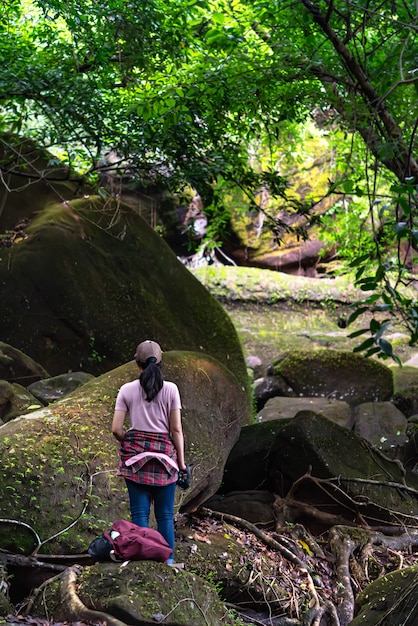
[88,519,172,562]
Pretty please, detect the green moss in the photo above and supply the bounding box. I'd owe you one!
[193,266,361,304]
[350,566,418,626]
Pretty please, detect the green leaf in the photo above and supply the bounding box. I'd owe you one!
[360,282,378,292]
[370,319,381,333]
[346,306,369,325]
[364,346,381,357]
[348,328,371,338]
[375,265,385,281]
[349,253,372,268]
[394,221,408,237]
[363,293,382,305]
[378,338,393,356]
[353,337,376,352]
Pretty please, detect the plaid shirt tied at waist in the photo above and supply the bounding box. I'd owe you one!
[118,429,179,486]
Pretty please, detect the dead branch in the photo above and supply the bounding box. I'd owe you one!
[273,494,358,530]
[0,551,66,574]
[285,472,418,528]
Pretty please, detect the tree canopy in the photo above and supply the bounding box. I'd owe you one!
[2,0,418,357]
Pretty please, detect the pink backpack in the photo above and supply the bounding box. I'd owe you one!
[104,519,172,562]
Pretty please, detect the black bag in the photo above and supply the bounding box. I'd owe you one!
[87,535,113,560]
[177,465,191,490]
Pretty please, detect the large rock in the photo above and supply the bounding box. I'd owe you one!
[353,401,408,452]
[27,372,95,405]
[29,561,237,626]
[258,396,353,429]
[266,412,418,526]
[391,365,418,417]
[0,196,249,391]
[0,342,49,385]
[0,380,41,423]
[349,565,418,626]
[253,375,295,409]
[0,351,251,554]
[267,349,394,405]
[220,420,289,494]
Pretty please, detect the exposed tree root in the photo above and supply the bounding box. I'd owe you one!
[60,567,128,626]
[329,525,418,626]
[0,552,66,574]
[198,506,337,626]
[273,494,357,530]
[198,506,418,626]
[2,504,417,626]
[25,566,129,626]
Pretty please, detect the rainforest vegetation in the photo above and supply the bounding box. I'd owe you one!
[1,0,418,356]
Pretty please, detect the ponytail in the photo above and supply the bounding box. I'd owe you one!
[138,357,164,401]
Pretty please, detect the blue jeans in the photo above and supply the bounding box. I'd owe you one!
[125,479,176,561]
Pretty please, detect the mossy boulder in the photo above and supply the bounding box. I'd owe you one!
[219,420,290,494]
[268,349,394,405]
[0,196,249,393]
[0,342,49,386]
[0,380,42,423]
[392,365,418,392]
[27,372,95,405]
[349,565,418,626]
[0,351,251,554]
[29,561,237,626]
[193,265,361,304]
[266,412,418,526]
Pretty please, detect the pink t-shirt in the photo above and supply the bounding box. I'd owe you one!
[115,380,182,433]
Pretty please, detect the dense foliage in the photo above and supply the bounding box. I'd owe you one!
[1,0,418,357]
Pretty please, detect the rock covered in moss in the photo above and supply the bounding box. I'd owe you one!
[0,380,42,423]
[266,412,418,525]
[0,342,49,386]
[29,561,237,626]
[349,565,418,626]
[0,197,249,395]
[267,349,393,405]
[27,372,95,405]
[0,351,251,554]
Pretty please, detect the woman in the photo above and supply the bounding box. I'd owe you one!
[112,340,186,565]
